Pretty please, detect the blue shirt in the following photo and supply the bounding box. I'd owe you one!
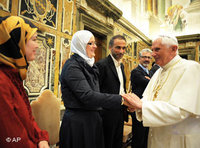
[139,64,149,75]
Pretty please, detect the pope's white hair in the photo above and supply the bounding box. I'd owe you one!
[153,34,178,47]
[153,34,179,54]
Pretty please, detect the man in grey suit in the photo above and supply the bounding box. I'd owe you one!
[130,48,152,148]
[96,35,128,148]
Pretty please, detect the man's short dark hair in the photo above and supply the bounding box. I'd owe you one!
[109,35,126,47]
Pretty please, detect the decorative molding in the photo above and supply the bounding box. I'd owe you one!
[85,0,122,21]
[62,0,74,35]
[117,17,151,46]
[185,0,200,13]
[60,37,71,73]
[177,34,200,43]
[177,34,200,61]
[80,13,113,35]
[57,37,71,98]
[77,1,116,28]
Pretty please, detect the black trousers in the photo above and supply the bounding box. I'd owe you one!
[101,109,124,148]
[131,113,149,148]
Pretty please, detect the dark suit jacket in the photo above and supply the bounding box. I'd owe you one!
[131,65,151,98]
[150,64,160,76]
[96,54,128,121]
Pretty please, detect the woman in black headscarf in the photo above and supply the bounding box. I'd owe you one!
[0,16,49,148]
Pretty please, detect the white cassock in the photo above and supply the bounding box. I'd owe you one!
[136,55,200,148]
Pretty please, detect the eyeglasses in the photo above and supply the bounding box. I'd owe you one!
[87,42,97,46]
[141,56,152,59]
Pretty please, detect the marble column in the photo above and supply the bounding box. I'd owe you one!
[158,0,165,21]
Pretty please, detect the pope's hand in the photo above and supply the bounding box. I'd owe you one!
[123,97,133,108]
[122,93,142,110]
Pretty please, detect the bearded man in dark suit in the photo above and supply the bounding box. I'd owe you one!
[130,48,152,148]
[96,35,128,148]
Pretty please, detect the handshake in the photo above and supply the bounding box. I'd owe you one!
[121,93,142,112]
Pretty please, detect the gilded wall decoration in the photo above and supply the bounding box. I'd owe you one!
[57,37,71,98]
[62,0,74,35]
[137,41,150,56]
[120,34,134,92]
[126,43,133,57]
[60,37,71,71]
[19,0,57,28]
[24,32,56,98]
[198,45,200,62]
[122,55,133,92]
[133,41,137,57]
[123,33,133,56]
[50,48,56,91]
[0,0,11,12]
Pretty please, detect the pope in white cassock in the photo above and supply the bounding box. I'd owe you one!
[123,34,200,148]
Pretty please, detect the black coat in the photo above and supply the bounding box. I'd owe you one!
[131,65,151,98]
[59,54,122,148]
[96,55,128,148]
[150,64,160,76]
[60,54,122,110]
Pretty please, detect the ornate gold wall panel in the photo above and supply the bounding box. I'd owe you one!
[0,0,11,12]
[62,0,74,35]
[24,32,56,100]
[58,37,71,98]
[19,0,57,28]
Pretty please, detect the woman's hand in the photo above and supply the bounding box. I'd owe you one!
[122,93,142,110]
[127,107,136,112]
[38,140,49,148]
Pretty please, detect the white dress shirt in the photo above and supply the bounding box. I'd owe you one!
[110,54,125,95]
